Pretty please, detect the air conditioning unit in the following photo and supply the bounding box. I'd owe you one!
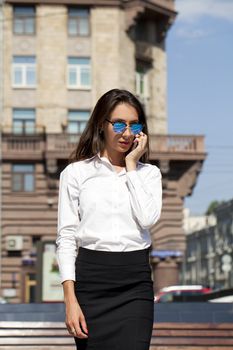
[6,236,23,251]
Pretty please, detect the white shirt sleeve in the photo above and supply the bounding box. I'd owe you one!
[125,165,162,230]
[56,164,80,284]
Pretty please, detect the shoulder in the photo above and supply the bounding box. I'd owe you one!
[59,161,81,183]
[61,159,90,174]
[60,158,94,184]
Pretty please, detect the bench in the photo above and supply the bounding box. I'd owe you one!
[151,322,233,349]
[0,321,233,349]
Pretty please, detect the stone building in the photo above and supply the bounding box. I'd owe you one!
[0,0,3,299]
[183,199,233,289]
[1,0,206,302]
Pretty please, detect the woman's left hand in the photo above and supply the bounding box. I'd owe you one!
[125,132,148,164]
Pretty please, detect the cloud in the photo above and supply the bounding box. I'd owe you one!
[176,0,233,23]
[176,28,212,39]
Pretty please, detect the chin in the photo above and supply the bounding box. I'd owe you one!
[117,146,132,153]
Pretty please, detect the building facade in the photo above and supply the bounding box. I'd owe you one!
[1,0,206,302]
[0,0,3,299]
[183,199,233,289]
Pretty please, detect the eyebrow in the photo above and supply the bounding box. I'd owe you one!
[112,118,139,123]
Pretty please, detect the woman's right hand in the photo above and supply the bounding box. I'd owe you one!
[65,298,88,338]
[62,280,88,338]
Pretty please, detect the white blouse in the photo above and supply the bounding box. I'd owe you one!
[56,152,163,283]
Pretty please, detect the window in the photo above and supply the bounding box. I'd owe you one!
[135,70,149,100]
[13,6,35,35]
[68,8,90,36]
[12,164,35,192]
[12,56,36,88]
[67,57,91,89]
[13,109,35,134]
[68,110,90,133]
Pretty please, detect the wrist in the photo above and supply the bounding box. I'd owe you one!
[64,294,78,305]
[126,162,136,172]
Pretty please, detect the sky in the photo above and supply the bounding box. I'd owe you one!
[166,0,233,215]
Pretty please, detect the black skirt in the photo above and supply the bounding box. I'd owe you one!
[74,246,154,350]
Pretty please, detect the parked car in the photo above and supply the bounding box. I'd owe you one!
[0,297,7,304]
[154,285,212,302]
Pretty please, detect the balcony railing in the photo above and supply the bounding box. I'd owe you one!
[1,133,45,160]
[149,134,205,153]
[2,132,205,160]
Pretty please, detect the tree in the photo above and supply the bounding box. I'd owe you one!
[205,200,225,215]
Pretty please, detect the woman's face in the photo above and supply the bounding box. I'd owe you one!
[102,103,139,154]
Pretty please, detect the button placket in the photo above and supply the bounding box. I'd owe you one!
[113,174,120,241]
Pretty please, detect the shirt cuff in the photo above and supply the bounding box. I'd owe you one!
[56,256,76,284]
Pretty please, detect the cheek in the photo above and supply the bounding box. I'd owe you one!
[104,128,118,143]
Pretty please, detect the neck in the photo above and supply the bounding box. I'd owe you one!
[100,149,126,167]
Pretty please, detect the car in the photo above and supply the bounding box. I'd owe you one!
[0,297,7,304]
[154,285,212,302]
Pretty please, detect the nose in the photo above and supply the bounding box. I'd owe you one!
[122,125,134,137]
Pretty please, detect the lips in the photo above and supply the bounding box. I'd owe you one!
[119,141,130,146]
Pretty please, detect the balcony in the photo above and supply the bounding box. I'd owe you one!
[2,132,206,162]
[149,134,206,161]
[1,131,45,160]
[135,41,154,62]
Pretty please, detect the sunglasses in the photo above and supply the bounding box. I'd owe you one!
[105,118,144,135]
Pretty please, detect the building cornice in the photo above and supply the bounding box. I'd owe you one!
[5,0,177,40]
[4,0,123,5]
[5,0,177,18]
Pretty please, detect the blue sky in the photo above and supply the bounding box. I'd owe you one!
[166,0,233,215]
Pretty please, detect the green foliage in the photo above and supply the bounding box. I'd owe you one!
[205,200,225,215]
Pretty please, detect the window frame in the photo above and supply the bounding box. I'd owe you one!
[135,70,149,100]
[67,110,90,134]
[67,7,90,37]
[67,58,91,90]
[13,108,36,135]
[12,164,35,192]
[12,56,36,89]
[13,5,36,36]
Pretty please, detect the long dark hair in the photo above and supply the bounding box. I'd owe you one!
[68,89,150,164]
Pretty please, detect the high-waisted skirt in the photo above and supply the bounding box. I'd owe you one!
[74,246,154,350]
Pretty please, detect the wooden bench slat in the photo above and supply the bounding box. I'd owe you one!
[0,338,75,345]
[152,323,233,330]
[0,347,74,350]
[151,337,233,345]
[153,329,233,337]
[0,322,66,329]
[0,330,69,337]
[150,347,233,350]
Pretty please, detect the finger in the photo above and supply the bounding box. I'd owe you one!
[80,315,88,334]
[68,326,76,336]
[142,135,147,148]
[140,132,147,145]
[74,324,88,339]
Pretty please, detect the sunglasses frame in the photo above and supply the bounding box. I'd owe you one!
[105,118,144,135]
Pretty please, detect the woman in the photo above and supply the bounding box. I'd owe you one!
[56,88,163,350]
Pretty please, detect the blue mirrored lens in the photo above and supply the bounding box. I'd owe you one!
[113,122,143,135]
[131,124,143,134]
[113,122,125,133]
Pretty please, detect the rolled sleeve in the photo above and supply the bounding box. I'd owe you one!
[126,165,162,229]
[56,164,80,284]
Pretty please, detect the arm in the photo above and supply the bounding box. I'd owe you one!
[125,164,162,230]
[56,164,80,283]
[56,165,88,338]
